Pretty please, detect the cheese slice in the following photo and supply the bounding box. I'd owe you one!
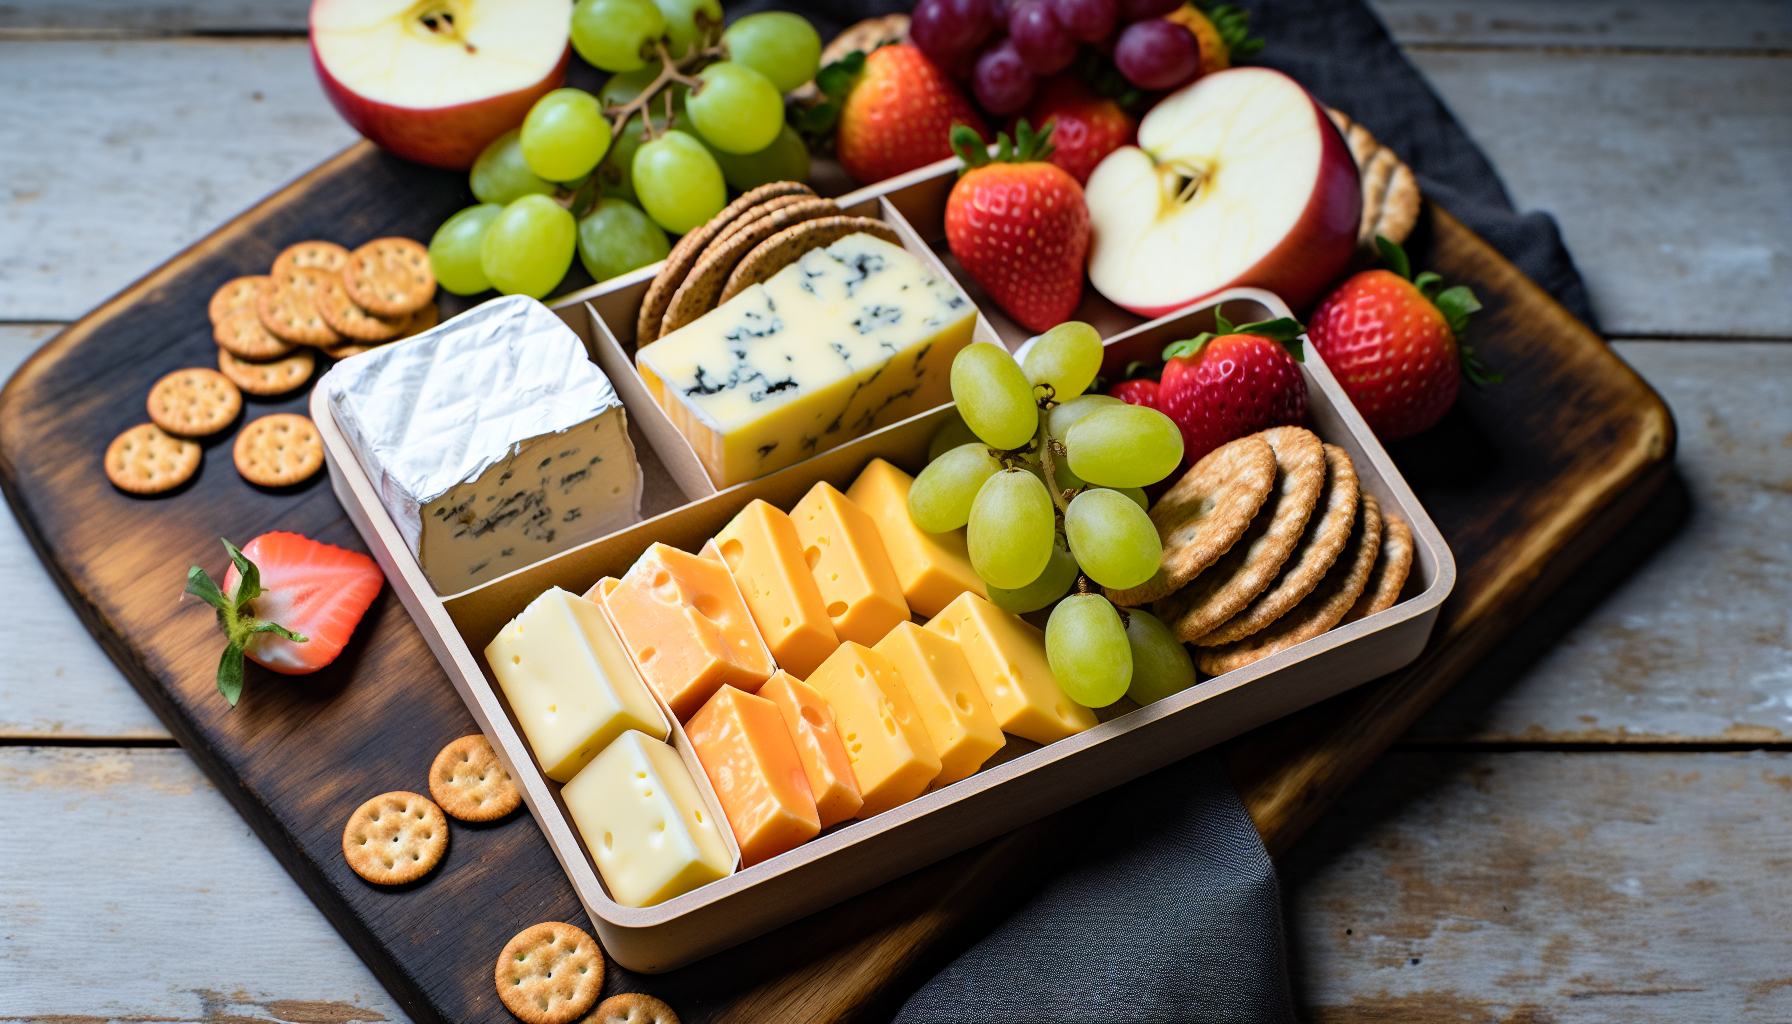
[561,730,733,908]
[483,586,668,782]
[760,670,863,828]
[807,642,941,818]
[791,481,910,648]
[714,500,840,679]
[846,457,986,618]
[598,543,775,720]
[925,592,1097,744]
[685,686,820,867]
[635,232,978,488]
[873,622,1003,788]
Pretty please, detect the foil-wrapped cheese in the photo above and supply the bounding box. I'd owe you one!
[324,295,643,594]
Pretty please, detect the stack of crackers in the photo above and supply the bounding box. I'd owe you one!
[1109,426,1415,675]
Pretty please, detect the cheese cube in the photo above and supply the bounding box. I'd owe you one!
[807,643,940,817]
[562,730,733,908]
[714,500,840,679]
[791,482,909,648]
[635,232,978,488]
[873,622,1003,788]
[925,593,1097,744]
[846,458,986,617]
[599,543,774,720]
[760,671,863,828]
[685,686,820,867]
[483,587,668,782]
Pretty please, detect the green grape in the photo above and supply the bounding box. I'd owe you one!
[1112,485,1149,512]
[909,443,1002,533]
[1044,393,1119,441]
[714,124,811,191]
[428,203,502,296]
[1123,609,1197,705]
[1046,595,1132,708]
[596,111,664,201]
[470,129,556,206]
[927,414,979,463]
[951,343,1038,450]
[722,12,823,93]
[686,62,784,155]
[1023,321,1103,401]
[967,469,1054,589]
[1066,404,1185,488]
[987,535,1078,614]
[480,195,577,299]
[632,130,726,234]
[521,89,612,182]
[572,0,666,72]
[653,0,723,58]
[577,198,670,284]
[1063,488,1162,590]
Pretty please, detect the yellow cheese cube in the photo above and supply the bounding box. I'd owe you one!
[791,482,910,648]
[873,622,1003,787]
[846,457,986,618]
[807,642,941,817]
[925,592,1097,744]
[713,499,840,679]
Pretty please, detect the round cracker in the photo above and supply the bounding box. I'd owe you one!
[428,734,522,823]
[233,412,323,487]
[717,216,902,306]
[1103,436,1276,607]
[659,198,841,336]
[397,300,439,339]
[341,791,449,886]
[214,306,297,361]
[208,275,270,326]
[258,266,343,346]
[709,193,821,251]
[321,340,379,360]
[317,272,409,341]
[1155,426,1327,643]
[585,993,681,1024]
[342,237,435,317]
[271,240,350,278]
[104,423,200,495]
[1342,509,1413,625]
[495,922,605,1024]
[217,347,314,396]
[1196,443,1360,646]
[1197,493,1383,675]
[147,366,241,438]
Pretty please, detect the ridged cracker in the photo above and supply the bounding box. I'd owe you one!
[104,423,200,495]
[214,306,297,361]
[217,347,314,397]
[719,216,901,305]
[233,412,323,487]
[710,193,817,250]
[587,993,681,1024]
[1103,436,1276,606]
[342,237,434,317]
[147,366,241,437]
[428,734,521,823]
[271,240,350,279]
[258,266,343,346]
[495,922,605,1024]
[1196,443,1359,646]
[1324,106,1421,252]
[341,791,448,885]
[1197,493,1383,675]
[637,181,817,345]
[318,272,409,341]
[208,275,270,325]
[1342,508,1413,625]
[1156,426,1326,643]
[659,197,840,336]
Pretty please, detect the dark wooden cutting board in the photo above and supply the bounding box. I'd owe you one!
[0,141,1672,1023]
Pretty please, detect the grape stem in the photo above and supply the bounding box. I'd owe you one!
[602,33,728,140]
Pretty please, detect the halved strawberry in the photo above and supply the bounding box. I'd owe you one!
[186,532,384,705]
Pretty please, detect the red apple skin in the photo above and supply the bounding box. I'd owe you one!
[311,42,570,170]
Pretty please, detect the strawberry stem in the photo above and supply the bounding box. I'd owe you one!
[185,537,307,707]
[952,119,1055,175]
[1161,304,1306,362]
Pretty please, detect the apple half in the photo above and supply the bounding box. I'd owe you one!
[311,0,572,171]
[1084,67,1362,316]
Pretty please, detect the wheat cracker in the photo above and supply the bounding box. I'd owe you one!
[146,366,241,437]
[271,239,350,278]
[104,423,200,495]
[341,791,448,885]
[583,993,680,1024]
[233,413,323,487]
[495,922,605,1024]
[318,272,409,341]
[216,347,314,396]
[637,181,817,345]
[342,237,434,317]
[428,734,521,823]
[1342,508,1413,625]
[659,197,840,335]
[718,216,901,305]
[709,193,818,250]
[258,266,342,346]
[208,275,270,326]
[214,306,297,361]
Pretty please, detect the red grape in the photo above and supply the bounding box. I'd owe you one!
[1047,0,1117,43]
[911,0,999,63]
[1115,18,1200,90]
[1117,0,1181,20]
[973,38,1039,115]
[1009,1,1078,75]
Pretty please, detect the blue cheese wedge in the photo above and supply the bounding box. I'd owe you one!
[323,295,643,594]
[635,232,978,488]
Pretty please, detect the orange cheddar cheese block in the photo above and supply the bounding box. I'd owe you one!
[596,543,775,720]
[846,458,986,618]
[791,482,910,648]
[807,642,940,817]
[760,671,863,828]
[925,592,1097,744]
[714,500,840,679]
[873,622,1003,788]
[685,685,820,867]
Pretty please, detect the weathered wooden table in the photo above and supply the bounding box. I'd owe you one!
[2,2,1788,1020]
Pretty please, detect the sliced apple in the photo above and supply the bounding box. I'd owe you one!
[311,0,572,170]
[1084,66,1361,316]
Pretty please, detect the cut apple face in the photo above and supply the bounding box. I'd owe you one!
[1085,67,1361,317]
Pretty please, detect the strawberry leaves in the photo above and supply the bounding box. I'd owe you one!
[1376,235,1501,385]
[952,119,1056,173]
[791,50,865,137]
[186,537,307,707]
[1162,305,1306,362]
[1196,2,1266,61]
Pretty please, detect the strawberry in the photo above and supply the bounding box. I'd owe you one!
[186,532,384,705]
[1108,378,1160,408]
[1155,306,1308,464]
[1307,237,1496,442]
[1163,3,1266,81]
[945,119,1091,332]
[1018,74,1137,185]
[829,44,989,186]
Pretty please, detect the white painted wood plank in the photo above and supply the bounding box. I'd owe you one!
[0,2,307,33]
[0,746,410,1022]
[1288,750,1792,1022]
[1366,0,1792,51]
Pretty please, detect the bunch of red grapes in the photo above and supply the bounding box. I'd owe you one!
[911,0,1207,115]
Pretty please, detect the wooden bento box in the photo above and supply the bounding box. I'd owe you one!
[311,162,1456,972]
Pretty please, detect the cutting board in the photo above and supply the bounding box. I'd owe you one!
[0,141,1673,1023]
